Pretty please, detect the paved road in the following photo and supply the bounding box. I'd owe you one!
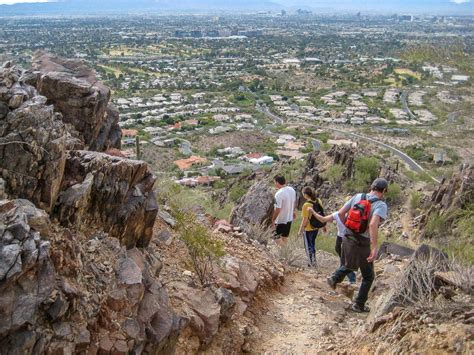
[256,105,284,125]
[325,127,440,183]
[400,91,416,120]
[258,108,440,183]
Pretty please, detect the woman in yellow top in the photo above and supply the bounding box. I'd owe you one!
[298,186,325,268]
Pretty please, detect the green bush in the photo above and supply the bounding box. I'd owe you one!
[322,164,344,184]
[385,183,402,203]
[171,206,225,287]
[228,183,247,202]
[424,211,450,239]
[346,157,379,193]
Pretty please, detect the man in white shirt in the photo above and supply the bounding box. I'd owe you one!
[271,175,296,246]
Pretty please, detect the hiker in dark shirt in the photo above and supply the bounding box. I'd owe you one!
[326,178,389,313]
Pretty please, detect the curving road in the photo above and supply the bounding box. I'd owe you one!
[258,108,440,184]
[325,127,440,183]
[256,104,283,125]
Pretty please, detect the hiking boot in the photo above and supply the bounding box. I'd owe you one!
[351,303,370,313]
[327,277,337,290]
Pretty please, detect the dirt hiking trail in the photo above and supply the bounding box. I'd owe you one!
[248,253,367,354]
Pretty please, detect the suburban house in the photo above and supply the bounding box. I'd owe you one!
[174,156,208,171]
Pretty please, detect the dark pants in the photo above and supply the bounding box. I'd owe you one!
[335,236,356,283]
[304,230,318,266]
[331,261,374,307]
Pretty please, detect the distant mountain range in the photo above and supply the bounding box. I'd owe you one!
[0,0,472,16]
[279,0,472,13]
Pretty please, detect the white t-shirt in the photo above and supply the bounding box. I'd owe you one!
[274,186,296,225]
[332,212,346,238]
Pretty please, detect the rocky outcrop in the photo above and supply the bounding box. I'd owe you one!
[0,199,182,354]
[56,150,158,248]
[428,164,472,212]
[326,145,356,179]
[0,62,80,213]
[230,181,274,235]
[1,61,156,248]
[420,164,473,239]
[32,51,121,151]
[0,200,55,351]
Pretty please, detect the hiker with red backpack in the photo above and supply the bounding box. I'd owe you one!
[298,186,327,268]
[326,178,389,313]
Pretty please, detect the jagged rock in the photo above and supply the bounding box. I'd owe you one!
[55,150,158,248]
[429,164,473,211]
[0,178,6,199]
[0,65,71,212]
[91,105,122,151]
[137,279,182,353]
[156,229,173,246]
[123,319,140,339]
[174,284,221,345]
[218,256,259,302]
[377,242,414,260]
[214,287,236,322]
[230,181,274,236]
[32,51,121,151]
[158,210,176,227]
[0,200,55,348]
[1,199,51,236]
[326,145,356,179]
[116,256,143,286]
[421,164,473,239]
[45,290,69,321]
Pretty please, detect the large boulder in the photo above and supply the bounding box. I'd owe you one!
[55,150,158,248]
[32,51,121,151]
[0,62,77,213]
[230,181,274,235]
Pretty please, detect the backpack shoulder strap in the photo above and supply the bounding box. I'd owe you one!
[361,193,367,201]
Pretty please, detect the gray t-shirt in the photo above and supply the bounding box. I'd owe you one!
[344,193,388,238]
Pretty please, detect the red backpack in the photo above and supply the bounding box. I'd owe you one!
[345,194,378,234]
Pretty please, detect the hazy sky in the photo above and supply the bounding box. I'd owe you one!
[0,0,471,5]
[0,0,52,4]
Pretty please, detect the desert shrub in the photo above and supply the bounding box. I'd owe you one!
[247,222,274,244]
[410,191,423,211]
[424,211,450,239]
[396,254,473,311]
[385,183,402,203]
[228,183,247,202]
[276,159,305,182]
[277,235,303,266]
[322,164,344,184]
[345,157,379,193]
[448,204,474,264]
[172,207,225,287]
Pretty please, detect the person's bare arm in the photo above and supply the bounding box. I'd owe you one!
[338,204,350,222]
[298,216,308,236]
[308,207,334,223]
[272,208,281,226]
[367,215,381,262]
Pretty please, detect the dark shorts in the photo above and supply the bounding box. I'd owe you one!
[274,222,292,238]
[341,235,371,270]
